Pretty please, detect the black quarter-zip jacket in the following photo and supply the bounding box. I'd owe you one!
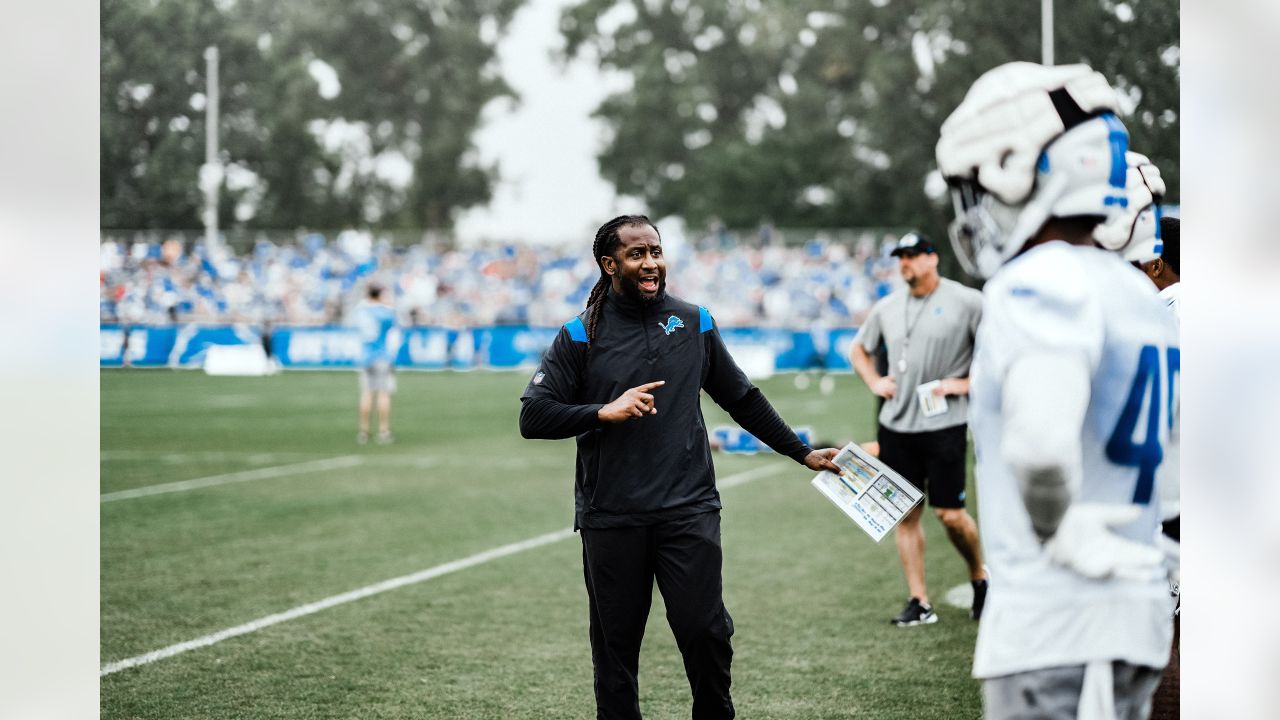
[520,288,815,530]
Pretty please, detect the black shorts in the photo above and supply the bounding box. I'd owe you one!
[876,424,968,509]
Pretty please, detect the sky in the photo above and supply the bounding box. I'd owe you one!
[453,0,639,246]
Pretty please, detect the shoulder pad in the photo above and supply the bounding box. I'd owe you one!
[563,316,588,343]
[982,243,1105,368]
[698,306,714,333]
[989,242,1091,314]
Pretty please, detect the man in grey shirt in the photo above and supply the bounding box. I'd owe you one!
[850,232,988,626]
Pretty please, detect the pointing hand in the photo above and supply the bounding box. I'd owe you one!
[598,381,666,423]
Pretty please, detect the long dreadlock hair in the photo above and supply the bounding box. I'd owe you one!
[584,214,658,341]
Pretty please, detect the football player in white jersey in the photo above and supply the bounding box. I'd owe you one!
[936,62,1178,720]
[1099,165,1182,720]
[1101,154,1181,557]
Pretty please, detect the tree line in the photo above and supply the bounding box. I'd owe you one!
[102,0,1178,243]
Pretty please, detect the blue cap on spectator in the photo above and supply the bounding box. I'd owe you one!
[890,232,937,257]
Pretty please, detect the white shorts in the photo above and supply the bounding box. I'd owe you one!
[359,360,396,393]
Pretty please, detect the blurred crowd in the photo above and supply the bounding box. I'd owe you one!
[99,229,909,330]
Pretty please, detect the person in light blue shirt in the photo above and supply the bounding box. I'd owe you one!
[356,283,399,444]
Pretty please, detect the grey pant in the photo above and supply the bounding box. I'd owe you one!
[359,360,396,393]
[984,662,1163,720]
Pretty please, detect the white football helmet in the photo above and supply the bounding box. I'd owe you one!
[1094,151,1166,263]
[936,62,1130,278]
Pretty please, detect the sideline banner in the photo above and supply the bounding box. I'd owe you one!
[101,323,859,371]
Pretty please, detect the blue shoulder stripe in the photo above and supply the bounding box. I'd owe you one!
[564,316,588,343]
[698,306,714,334]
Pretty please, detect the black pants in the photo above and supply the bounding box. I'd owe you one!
[580,511,735,720]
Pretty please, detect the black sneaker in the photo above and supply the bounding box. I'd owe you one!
[890,597,938,627]
[970,578,989,621]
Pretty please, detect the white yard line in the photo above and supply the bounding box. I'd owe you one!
[100,528,575,676]
[101,450,319,462]
[716,463,788,489]
[100,462,789,676]
[100,456,365,503]
[942,581,975,610]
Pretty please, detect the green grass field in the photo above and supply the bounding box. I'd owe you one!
[101,369,983,719]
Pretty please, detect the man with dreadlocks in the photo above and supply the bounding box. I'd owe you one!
[520,215,840,720]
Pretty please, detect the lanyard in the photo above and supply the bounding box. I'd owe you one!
[899,289,935,374]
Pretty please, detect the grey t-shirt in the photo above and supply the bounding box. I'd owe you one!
[855,277,983,433]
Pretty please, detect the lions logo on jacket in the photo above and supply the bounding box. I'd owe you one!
[659,315,685,335]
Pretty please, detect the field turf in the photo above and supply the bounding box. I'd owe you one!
[101,368,982,719]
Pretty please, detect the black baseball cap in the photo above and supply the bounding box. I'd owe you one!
[890,232,937,257]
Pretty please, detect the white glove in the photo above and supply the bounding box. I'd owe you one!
[1043,503,1164,580]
